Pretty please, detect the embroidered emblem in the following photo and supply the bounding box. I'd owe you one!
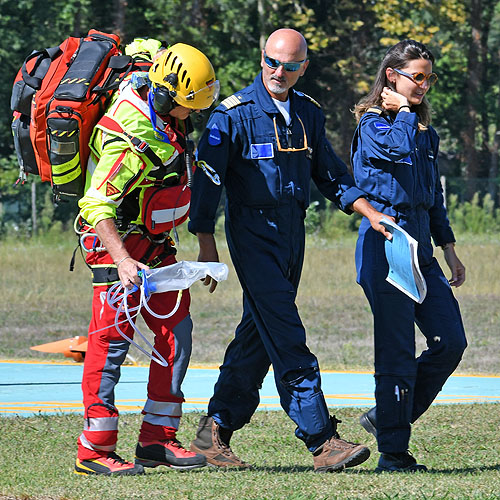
[208,123,222,146]
[374,122,390,130]
[250,143,274,159]
[106,182,120,197]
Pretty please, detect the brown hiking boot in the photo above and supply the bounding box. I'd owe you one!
[190,415,251,469]
[313,416,370,473]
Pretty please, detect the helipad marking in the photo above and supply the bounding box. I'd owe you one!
[0,362,498,417]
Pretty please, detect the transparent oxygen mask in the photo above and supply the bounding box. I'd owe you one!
[94,261,229,366]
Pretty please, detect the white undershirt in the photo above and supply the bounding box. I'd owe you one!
[272,97,291,125]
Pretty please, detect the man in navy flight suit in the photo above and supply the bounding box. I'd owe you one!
[188,28,391,473]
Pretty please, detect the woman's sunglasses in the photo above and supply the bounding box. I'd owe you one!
[264,52,307,72]
[393,68,438,86]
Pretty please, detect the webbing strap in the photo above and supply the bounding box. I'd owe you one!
[98,115,164,167]
[92,266,120,285]
[91,240,176,285]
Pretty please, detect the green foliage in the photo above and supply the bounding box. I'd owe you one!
[305,200,361,238]
[2,0,500,233]
[305,193,500,238]
[447,192,500,233]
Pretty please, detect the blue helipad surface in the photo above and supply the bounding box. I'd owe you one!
[0,361,498,416]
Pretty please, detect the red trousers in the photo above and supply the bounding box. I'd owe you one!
[78,234,192,460]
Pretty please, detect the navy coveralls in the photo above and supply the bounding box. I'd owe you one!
[351,109,467,453]
[189,73,365,451]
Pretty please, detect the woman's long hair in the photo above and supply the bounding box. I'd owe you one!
[353,39,435,126]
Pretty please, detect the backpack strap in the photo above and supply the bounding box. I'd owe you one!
[21,46,62,89]
[98,115,163,167]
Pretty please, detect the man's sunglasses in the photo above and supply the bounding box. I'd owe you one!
[393,68,438,86]
[264,52,307,72]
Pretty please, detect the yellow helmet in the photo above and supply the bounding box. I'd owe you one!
[149,43,219,110]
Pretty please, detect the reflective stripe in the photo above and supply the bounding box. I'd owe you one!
[143,399,182,416]
[84,416,119,432]
[142,413,180,429]
[87,155,98,177]
[91,266,120,286]
[79,433,116,452]
[151,202,190,225]
[52,154,81,184]
[85,186,121,205]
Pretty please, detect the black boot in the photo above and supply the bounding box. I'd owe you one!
[376,451,427,472]
[359,407,377,437]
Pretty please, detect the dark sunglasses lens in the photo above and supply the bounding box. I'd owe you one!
[428,74,438,85]
[282,62,300,72]
[265,56,280,69]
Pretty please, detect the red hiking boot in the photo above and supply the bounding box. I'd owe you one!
[135,439,207,470]
[74,451,145,476]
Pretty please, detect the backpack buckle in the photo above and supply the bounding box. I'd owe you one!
[135,140,149,153]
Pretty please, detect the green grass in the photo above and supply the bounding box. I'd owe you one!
[1,229,500,498]
[1,228,499,374]
[1,406,500,499]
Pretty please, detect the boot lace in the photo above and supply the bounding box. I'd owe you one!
[107,452,131,465]
[328,415,358,448]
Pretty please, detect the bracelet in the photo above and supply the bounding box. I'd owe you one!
[115,256,131,267]
[398,105,411,112]
[441,242,455,250]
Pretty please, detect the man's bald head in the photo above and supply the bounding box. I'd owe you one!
[261,29,309,101]
[264,29,308,61]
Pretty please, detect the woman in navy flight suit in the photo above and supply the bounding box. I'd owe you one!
[351,40,467,472]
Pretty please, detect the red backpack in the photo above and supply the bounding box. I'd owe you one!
[10,30,150,202]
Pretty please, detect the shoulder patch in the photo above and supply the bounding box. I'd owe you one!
[295,91,321,108]
[220,94,244,110]
[366,107,383,115]
[208,123,222,146]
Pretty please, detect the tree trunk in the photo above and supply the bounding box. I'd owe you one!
[113,0,127,41]
[461,0,482,197]
[31,180,37,236]
[488,48,500,203]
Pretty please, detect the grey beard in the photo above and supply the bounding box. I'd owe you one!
[268,80,287,95]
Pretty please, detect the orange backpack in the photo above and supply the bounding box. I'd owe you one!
[11,30,148,202]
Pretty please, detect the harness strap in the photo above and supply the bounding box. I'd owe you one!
[98,115,164,167]
[90,237,177,285]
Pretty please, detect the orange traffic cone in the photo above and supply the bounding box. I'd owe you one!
[30,336,88,362]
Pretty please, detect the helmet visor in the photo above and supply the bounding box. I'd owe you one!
[175,80,220,109]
